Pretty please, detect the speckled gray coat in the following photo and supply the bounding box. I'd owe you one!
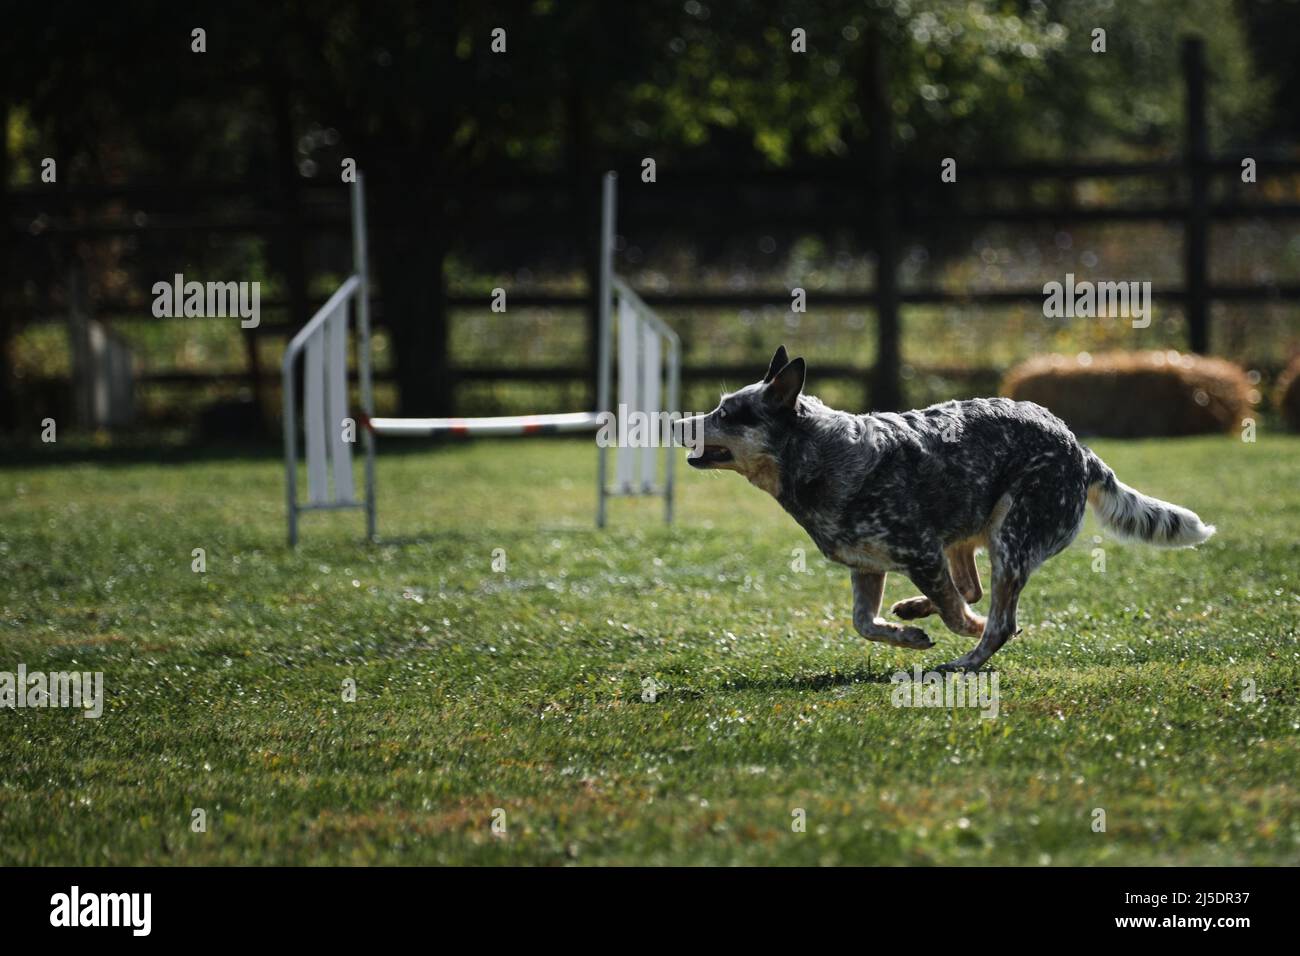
[679,347,1215,670]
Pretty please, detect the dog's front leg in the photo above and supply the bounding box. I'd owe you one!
[851,570,934,650]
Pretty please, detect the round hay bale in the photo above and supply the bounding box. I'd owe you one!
[1276,355,1300,432]
[1001,350,1251,438]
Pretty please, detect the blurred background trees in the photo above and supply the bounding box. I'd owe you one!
[2,0,1297,434]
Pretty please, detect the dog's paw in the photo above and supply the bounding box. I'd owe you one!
[890,596,935,620]
[933,656,981,673]
[892,626,934,650]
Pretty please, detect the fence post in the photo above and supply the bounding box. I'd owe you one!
[272,81,306,418]
[596,172,616,528]
[584,183,601,412]
[66,259,94,429]
[0,96,11,432]
[865,27,902,410]
[352,174,377,541]
[565,89,601,413]
[1182,37,1210,354]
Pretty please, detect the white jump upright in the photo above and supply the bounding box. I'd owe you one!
[283,170,679,545]
[595,171,682,526]
[283,175,376,547]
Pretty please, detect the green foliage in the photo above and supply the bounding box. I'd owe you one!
[582,0,1268,165]
[4,1,1272,183]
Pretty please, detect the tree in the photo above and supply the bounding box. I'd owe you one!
[3,0,1271,421]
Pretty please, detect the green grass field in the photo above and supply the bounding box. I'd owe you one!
[1,434,1298,865]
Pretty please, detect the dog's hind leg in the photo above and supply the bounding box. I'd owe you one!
[903,554,987,640]
[948,542,983,604]
[935,480,1081,671]
[935,556,1023,672]
[851,570,934,650]
[890,542,983,620]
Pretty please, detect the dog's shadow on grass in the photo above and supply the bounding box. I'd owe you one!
[661,666,895,701]
[367,534,444,548]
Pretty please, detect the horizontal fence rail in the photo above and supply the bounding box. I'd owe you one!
[6,38,1298,422]
[14,276,1300,328]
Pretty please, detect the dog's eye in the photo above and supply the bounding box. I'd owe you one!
[722,404,758,427]
[718,407,729,421]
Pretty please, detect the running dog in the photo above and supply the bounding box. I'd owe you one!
[677,346,1215,671]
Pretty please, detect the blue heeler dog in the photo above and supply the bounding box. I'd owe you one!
[677,347,1215,672]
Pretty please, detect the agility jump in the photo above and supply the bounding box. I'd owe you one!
[282,172,680,545]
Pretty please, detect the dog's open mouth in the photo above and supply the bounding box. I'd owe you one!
[688,445,734,467]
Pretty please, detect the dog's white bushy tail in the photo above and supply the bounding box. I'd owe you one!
[1085,451,1215,548]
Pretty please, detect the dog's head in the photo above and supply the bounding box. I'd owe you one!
[677,346,805,494]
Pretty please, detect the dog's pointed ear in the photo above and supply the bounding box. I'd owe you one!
[767,357,805,409]
[762,345,789,384]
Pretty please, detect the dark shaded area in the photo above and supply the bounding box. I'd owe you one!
[3,1,1299,440]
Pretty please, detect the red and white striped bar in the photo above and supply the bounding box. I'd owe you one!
[366,411,603,438]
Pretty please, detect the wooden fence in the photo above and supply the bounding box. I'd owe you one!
[3,36,1298,427]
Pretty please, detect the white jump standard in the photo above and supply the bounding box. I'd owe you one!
[282,171,681,545]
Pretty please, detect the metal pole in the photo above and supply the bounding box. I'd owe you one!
[665,338,679,525]
[596,172,616,527]
[352,173,378,541]
[282,339,298,547]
